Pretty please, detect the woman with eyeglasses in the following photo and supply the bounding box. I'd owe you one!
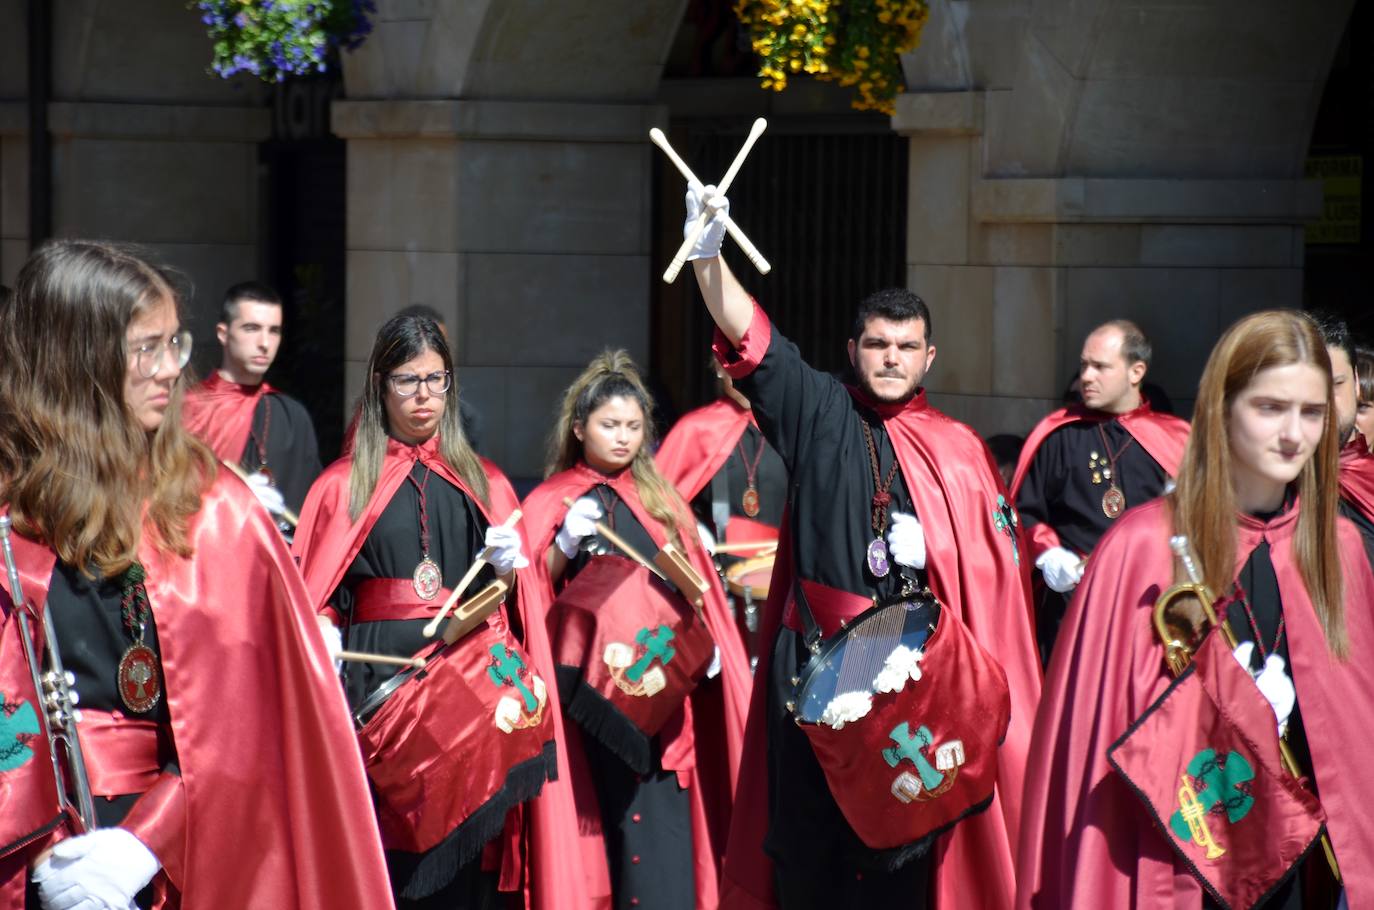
[0,240,392,909]
[292,314,585,910]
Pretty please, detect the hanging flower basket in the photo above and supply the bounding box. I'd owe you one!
[194,0,377,82]
[735,0,930,115]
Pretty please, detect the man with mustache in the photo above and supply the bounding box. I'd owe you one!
[182,281,322,534]
[1312,313,1374,569]
[1010,320,1190,665]
[685,185,1040,910]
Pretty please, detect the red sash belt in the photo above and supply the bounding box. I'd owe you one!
[78,710,167,797]
[352,578,454,624]
[783,578,875,640]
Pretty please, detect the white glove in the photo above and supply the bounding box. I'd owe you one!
[1233,642,1297,738]
[696,521,717,557]
[684,182,729,261]
[886,511,926,570]
[485,524,529,575]
[246,471,287,517]
[32,827,160,910]
[556,497,603,559]
[1036,546,1084,593]
[317,616,343,674]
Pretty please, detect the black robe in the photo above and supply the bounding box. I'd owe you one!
[687,422,789,538]
[240,393,323,519]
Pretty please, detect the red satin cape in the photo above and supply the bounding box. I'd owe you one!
[180,373,274,463]
[291,436,586,910]
[521,463,752,910]
[0,472,394,909]
[1016,497,1374,908]
[655,399,756,505]
[1339,437,1374,522]
[711,302,1042,910]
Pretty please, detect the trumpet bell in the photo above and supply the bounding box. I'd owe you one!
[1152,581,1211,675]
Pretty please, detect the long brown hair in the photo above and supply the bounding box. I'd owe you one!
[349,314,488,520]
[547,350,689,549]
[1169,310,1346,656]
[0,240,215,575]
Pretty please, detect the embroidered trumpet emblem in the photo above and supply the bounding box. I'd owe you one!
[605,624,676,697]
[993,495,1020,566]
[883,721,964,803]
[488,644,548,734]
[1169,748,1255,861]
[0,693,39,772]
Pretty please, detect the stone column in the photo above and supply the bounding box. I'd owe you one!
[332,98,664,479]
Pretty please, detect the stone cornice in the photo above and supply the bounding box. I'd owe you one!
[971,177,1324,224]
[46,102,271,141]
[331,99,667,142]
[890,91,984,136]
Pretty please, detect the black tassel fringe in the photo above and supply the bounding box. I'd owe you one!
[557,664,652,775]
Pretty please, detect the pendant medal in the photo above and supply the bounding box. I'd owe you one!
[413,556,442,600]
[742,486,761,518]
[1102,484,1126,519]
[118,643,162,714]
[866,537,891,578]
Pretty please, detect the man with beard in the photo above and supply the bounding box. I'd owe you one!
[685,185,1040,909]
[1010,321,1190,664]
[182,282,322,531]
[1313,313,1374,568]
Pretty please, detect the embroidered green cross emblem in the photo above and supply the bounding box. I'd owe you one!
[882,721,945,791]
[488,644,538,714]
[1169,747,1256,842]
[993,494,1020,566]
[626,625,676,683]
[0,693,39,772]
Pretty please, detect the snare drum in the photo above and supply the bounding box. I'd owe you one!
[724,553,774,662]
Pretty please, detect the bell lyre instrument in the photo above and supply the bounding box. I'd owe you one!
[1153,534,1340,881]
[0,515,97,832]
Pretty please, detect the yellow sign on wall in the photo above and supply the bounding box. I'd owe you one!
[1305,155,1361,245]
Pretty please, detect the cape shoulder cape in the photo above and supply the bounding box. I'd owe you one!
[291,436,587,910]
[180,372,275,464]
[711,303,1042,910]
[1,472,394,909]
[1016,497,1374,908]
[521,463,752,910]
[655,399,755,504]
[1339,438,1374,521]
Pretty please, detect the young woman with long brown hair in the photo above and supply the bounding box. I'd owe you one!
[0,239,391,909]
[1018,310,1374,909]
[521,350,752,910]
[292,313,585,910]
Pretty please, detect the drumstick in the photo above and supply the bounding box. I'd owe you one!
[561,496,669,582]
[662,118,768,283]
[422,509,523,638]
[710,540,779,555]
[221,459,300,527]
[650,128,771,277]
[338,650,425,669]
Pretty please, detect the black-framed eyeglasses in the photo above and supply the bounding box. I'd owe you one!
[388,370,452,398]
[130,331,193,379]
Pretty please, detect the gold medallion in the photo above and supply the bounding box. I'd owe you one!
[1102,484,1126,519]
[742,486,761,518]
[413,557,442,600]
[118,643,162,714]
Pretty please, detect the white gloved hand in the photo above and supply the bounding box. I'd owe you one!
[696,521,717,557]
[684,182,730,261]
[485,524,529,575]
[887,511,926,570]
[318,616,343,674]
[1036,546,1084,593]
[1234,642,1297,738]
[32,828,160,910]
[246,471,287,517]
[556,497,603,559]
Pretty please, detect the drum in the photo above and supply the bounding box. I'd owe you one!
[789,591,1010,859]
[355,612,556,898]
[550,553,715,774]
[724,552,774,662]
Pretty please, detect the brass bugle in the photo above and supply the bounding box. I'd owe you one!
[0,515,97,832]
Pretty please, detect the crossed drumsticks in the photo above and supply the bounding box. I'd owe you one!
[651,117,772,283]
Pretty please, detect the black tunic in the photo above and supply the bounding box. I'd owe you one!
[729,329,932,907]
[333,462,500,908]
[1016,419,1168,664]
[563,484,697,910]
[688,422,789,536]
[1338,498,1374,572]
[239,392,323,518]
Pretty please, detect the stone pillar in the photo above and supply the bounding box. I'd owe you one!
[0,2,27,285]
[332,99,664,479]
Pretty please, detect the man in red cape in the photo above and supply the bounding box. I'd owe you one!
[684,185,1040,909]
[1312,313,1374,567]
[181,282,321,523]
[1017,497,1374,908]
[0,475,394,909]
[521,461,753,910]
[1010,320,1189,664]
[291,439,589,910]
